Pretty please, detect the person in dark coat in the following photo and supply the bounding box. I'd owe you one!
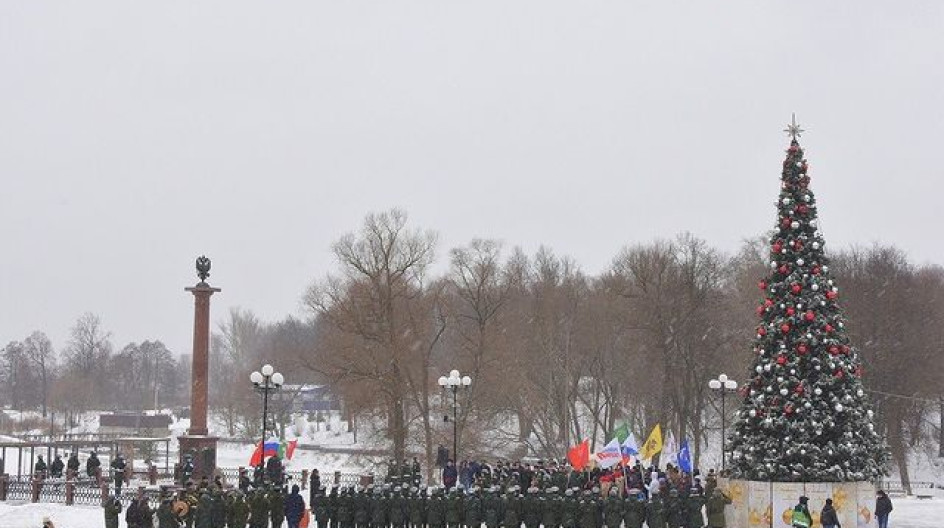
[875,490,892,528]
[311,469,322,506]
[157,496,181,528]
[270,486,287,528]
[87,452,102,479]
[820,498,839,528]
[67,452,80,477]
[267,455,285,486]
[35,455,48,479]
[443,461,458,492]
[49,455,64,478]
[286,484,307,528]
[111,454,127,495]
[104,495,123,528]
[126,497,143,528]
[249,489,270,528]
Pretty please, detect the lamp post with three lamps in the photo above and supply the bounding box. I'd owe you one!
[708,373,738,472]
[437,370,471,462]
[250,364,284,465]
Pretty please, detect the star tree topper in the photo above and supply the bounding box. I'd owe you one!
[784,113,805,140]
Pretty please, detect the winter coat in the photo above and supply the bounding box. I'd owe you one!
[157,501,179,528]
[646,497,666,528]
[502,495,521,528]
[484,494,502,528]
[542,496,561,528]
[445,494,464,525]
[232,498,251,528]
[50,458,64,477]
[465,494,484,528]
[390,493,408,525]
[87,456,101,478]
[427,495,446,528]
[705,491,731,528]
[621,497,645,528]
[521,495,541,528]
[602,497,622,528]
[126,500,143,528]
[286,491,306,524]
[195,495,214,528]
[820,504,839,526]
[790,506,812,528]
[249,493,269,528]
[875,495,893,517]
[211,493,227,528]
[443,467,458,489]
[104,498,123,528]
[410,494,428,526]
[353,492,369,526]
[577,497,599,528]
[686,494,706,528]
[270,490,287,526]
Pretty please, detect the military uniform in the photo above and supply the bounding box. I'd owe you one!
[232,494,251,528]
[686,492,705,528]
[705,490,730,528]
[602,494,622,528]
[427,491,446,528]
[444,491,463,528]
[250,491,270,528]
[521,491,541,528]
[390,490,408,528]
[104,497,123,528]
[408,490,427,528]
[157,499,178,528]
[621,495,646,528]
[501,493,520,528]
[560,492,578,528]
[352,490,368,528]
[577,493,599,528]
[666,490,686,528]
[483,491,502,528]
[647,495,666,528]
[270,488,286,528]
[542,491,561,528]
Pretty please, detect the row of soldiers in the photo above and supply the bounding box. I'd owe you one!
[103,483,299,528]
[308,483,731,528]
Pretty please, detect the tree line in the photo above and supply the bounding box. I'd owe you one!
[303,210,943,487]
[3,209,940,491]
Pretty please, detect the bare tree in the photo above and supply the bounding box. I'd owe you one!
[23,331,55,417]
[304,209,438,463]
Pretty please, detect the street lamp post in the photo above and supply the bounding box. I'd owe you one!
[708,373,738,472]
[438,370,471,462]
[250,364,284,466]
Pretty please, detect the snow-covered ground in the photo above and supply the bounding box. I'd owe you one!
[0,498,941,528]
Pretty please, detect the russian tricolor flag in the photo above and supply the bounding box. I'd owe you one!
[250,440,293,466]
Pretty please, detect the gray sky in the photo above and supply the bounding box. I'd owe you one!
[2,1,942,357]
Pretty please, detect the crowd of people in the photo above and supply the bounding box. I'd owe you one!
[26,451,895,528]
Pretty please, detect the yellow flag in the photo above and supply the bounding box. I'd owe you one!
[640,423,663,461]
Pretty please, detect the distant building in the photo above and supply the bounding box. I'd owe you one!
[280,384,341,413]
[99,413,173,436]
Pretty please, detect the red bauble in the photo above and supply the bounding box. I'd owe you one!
[826,290,838,300]
[785,404,795,415]
[779,265,789,275]
[795,385,804,394]
[854,366,864,378]
[812,266,821,275]
[780,323,791,333]
[756,306,765,315]
[824,324,834,333]
[791,283,801,294]
[797,204,809,215]
[789,145,798,153]
[834,369,844,379]
[829,346,839,356]
[758,327,767,336]
[797,344,808,355]
[764,298,774,307]
[776,355,787,365]
[794,240,804,250]
[773,242,783,253]
[786,307,796,316]
[759,280,768,290]
[781,217,792,229]
[804,310,815,322]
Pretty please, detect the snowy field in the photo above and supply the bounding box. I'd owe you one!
[0,498,941,528]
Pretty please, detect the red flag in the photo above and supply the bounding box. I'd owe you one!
[286,439,298,460]
[249,442,263,467]
[567,439,590,471]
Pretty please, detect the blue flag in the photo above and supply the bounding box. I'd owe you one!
[678,439,692,474]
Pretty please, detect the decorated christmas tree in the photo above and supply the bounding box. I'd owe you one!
[727,117,889,482]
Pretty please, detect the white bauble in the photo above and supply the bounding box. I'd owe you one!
[782,197,792,205]
[771,261,778,268]
[823,265,830,272]
[749,409,757,417]
[835,404,844,412]
[780,388,788,396]
[867,410,874,418]
[812,242,820,249]
[797,258,805,265]
[791,221,800,229]
[811,284,819,291]
[804,194,811,202]
[804,402,812,409]
[857,389,864,397]
[764,364,772,372]
[756,365,763,373]
[810,220,818,228]
[814,388,823,396]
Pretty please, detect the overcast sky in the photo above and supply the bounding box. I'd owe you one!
[1,1,942,357]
